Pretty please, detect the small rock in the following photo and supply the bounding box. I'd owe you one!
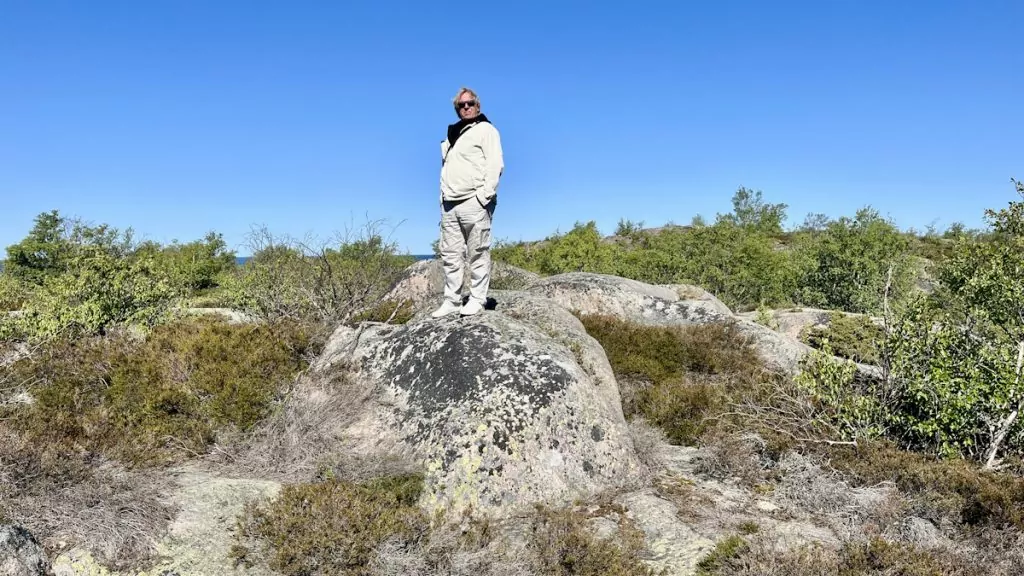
[0,524,50,576]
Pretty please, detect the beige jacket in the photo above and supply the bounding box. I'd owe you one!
[439,121,504,205]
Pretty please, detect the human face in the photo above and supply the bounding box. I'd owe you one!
[456,92,479,119]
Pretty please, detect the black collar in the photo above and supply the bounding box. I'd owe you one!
[447,113,491,148]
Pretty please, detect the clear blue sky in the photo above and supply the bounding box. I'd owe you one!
[2,1,1021,255]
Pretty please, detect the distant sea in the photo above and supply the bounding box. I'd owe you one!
[234,254,433,265]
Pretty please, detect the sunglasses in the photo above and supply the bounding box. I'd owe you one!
[457,100,477,109]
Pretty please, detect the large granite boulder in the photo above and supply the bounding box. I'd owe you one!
[311,291,643,515]
[0,524,49,576]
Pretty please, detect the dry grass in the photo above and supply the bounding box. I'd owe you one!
[369,515,533,576]
[626,418,670,474]
[528,503,659,576]
[693,430,778,487]
[0,423,172,570]
[212,367,419,484]
[3,317,313,466]
[696,533,991,576]
[822,441,1024,532]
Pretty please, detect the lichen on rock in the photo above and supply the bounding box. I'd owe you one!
[312,300,643,515]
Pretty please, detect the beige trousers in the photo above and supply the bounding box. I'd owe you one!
[439,196,495,305]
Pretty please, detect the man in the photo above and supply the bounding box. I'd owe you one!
[431,87,504,318]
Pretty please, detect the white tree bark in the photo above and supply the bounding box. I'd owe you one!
[984,340,1024,469]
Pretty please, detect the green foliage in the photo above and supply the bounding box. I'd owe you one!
[696,534,748,576]
[496,188,921,314]
[613,218,645,240]
[538,221,619,274]
[794,348,887,441]
[801,312,883,364]
[884,299,1011,459]
[139,231,237,294]
[4,317,311,464]
[752,304,778,330]
[3,210,70,284]
[530,504,659,576]
[666,217,797,311]
[578,315,767,445]
[0,211,245,341]
[220,226,415,328]
[347,298,415,325]
[793,207,915,313]
[233,474,428,576]
[717,187,787,236]
[4,228,176,341]
[0,271,32,312]
[884,181,1024,462]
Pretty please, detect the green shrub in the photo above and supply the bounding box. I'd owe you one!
[0,214,186,341]
[0,272,32,312]
[883,179,1024,463]
[220,226,415,328]
[792,207,916,314]
[696,534,748,576]
[8,244,176,341]
[3,210,71,285]
[232,474,428,575]
[138,231,237,295]
[794,348,888,442]
[578,315,768,445]
[801,312,883,365]
[347,298,414,325]
[5,317,312,464]
[752,304,778,330]
[494,189,934,315]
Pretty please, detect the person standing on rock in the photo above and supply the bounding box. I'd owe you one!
[431,87,504,318]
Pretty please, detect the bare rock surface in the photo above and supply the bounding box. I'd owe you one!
[737,307,883,341]
[527,273,734,326]
[615,489,716,575]
[311,298,643,516]
[148,468,280,576]
[51,467,280,576]
[0,524,50,576]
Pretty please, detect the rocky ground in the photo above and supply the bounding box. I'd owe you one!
[1,260,1011,575]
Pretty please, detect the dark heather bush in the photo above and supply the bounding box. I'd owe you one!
[4,316,312,465]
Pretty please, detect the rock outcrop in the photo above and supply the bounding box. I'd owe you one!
[0,524,49,576]
[311,290,643,515]
[736,307,883,342]
[525,272,814,374]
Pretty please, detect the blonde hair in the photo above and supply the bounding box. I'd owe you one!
[452,87,480,110]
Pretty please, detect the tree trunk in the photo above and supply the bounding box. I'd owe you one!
[984,340,1024,469]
